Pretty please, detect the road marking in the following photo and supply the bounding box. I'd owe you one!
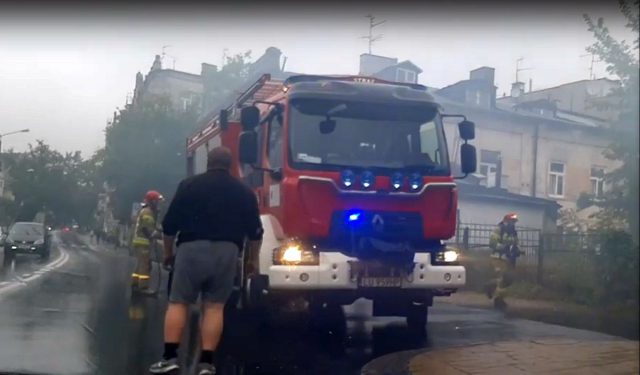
[0,244,70,299]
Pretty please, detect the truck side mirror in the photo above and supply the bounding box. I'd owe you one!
[460,143,477,175]
[458,120,475,141]
[240,106,260,131]
[219,109,229,130]
[239,131,258,165]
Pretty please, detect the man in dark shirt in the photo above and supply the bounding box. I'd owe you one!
[149,146,263,375]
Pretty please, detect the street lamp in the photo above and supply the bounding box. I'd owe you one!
[0,128,29,171]
[0,128,30,155]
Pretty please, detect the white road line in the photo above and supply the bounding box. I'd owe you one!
[0,245,71,299]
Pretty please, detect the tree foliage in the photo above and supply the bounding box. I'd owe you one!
[102,97,198,222]
[202,51,252,113]
[4,140,98,226]
[584,0,640,242]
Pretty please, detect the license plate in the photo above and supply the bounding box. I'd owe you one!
[359,277,402,288]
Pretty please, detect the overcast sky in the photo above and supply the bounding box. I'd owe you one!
[0,1,634,156]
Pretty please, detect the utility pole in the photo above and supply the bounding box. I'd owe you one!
[580,53,600,80]
[361,14,386,54]
[515,57,532,83]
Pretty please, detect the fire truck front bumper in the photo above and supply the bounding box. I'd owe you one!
[266,252,465,291]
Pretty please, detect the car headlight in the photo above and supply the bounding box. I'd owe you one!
[273,242,319,265]
[433,249,460,264]
[34,239,45,245]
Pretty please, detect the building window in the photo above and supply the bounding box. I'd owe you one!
[181,97,192,112]
[480,149,500,187]
[548,162,565,198]
[590,167,605,198]
[396,68,417,84]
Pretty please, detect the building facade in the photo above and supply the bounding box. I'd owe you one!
[131,55,205,112]
[435,67,618,211]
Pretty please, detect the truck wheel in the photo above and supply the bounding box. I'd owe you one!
[309,301,346,339]
[406,302,428,336]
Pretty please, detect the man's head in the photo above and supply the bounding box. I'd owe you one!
[207,146,232,171]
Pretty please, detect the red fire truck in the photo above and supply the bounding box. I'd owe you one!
[186,74,476,332]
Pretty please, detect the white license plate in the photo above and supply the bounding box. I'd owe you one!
[359,277,402,288]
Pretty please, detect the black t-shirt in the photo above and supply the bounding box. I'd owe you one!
[162,169,263,249]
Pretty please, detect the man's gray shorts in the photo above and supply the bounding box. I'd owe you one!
[169,240,239,304]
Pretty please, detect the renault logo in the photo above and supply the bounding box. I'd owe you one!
[372,214,385,232]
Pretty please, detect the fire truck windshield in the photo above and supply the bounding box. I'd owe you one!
[288,98,449,174]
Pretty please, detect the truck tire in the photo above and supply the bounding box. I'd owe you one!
[406,302,428,336]
[39,249,50,261]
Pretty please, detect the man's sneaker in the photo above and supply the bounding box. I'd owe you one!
[197,363,216,375]
[149,358,179,374]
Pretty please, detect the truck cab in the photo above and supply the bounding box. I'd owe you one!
[186,74,477,332]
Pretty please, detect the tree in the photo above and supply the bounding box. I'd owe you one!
[102,97,198,222]
[584,0,640,243]
[6,140,98,226]
[202,51,253,113]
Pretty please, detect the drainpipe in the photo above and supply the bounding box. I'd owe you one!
[495,155,503,189]
[531,122,540,197]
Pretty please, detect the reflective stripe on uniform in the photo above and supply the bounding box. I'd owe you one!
[137,275,150,280]
[132,237,150,246]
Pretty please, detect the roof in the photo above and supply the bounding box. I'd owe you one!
[457,180,561,211]
[498,77,619,100]
[432,87,610,132]
[376,60,423,76]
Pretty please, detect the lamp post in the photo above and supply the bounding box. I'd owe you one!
[0,129,30,169]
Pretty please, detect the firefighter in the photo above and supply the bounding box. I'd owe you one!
[489,213,520,265]
[485,213,519,311]
[131,190,164,293]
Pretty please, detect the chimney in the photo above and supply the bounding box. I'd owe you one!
[529,78,533,92]
[511,81,525,98]
[359,54,397,76]
[470,66,496,108]
[150,55,162,72]
[201,63,218,78]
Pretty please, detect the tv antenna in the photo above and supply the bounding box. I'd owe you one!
[361,14,386,54]
[580,53,601,80]
[515,57,532,83]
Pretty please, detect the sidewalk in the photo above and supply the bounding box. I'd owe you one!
[401,338,639,374]
[443,291,639,340]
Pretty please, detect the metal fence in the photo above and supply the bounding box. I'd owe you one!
[449,223,604,286]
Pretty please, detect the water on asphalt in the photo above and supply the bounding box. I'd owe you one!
[0,232,626,375]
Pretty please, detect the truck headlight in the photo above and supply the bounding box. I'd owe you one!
[433,249,459,264]
[273,243,319,265]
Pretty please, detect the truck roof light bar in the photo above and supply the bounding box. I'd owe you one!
[284,74,427,91]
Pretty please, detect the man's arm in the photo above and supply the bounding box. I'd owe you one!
[243,190,264,273]
[162,181,186,265]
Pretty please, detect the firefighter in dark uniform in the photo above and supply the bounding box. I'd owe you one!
[485,213,520,311]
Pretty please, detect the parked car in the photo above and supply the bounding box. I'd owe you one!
[3,222,51,262]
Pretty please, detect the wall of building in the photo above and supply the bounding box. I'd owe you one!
[458,197,547,230]
[441,101,616,210]
[141,70,203,112]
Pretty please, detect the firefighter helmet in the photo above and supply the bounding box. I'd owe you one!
[144,190,163,203]
[504,213,518,222]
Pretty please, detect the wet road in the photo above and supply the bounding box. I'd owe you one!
[0,232,625,375]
